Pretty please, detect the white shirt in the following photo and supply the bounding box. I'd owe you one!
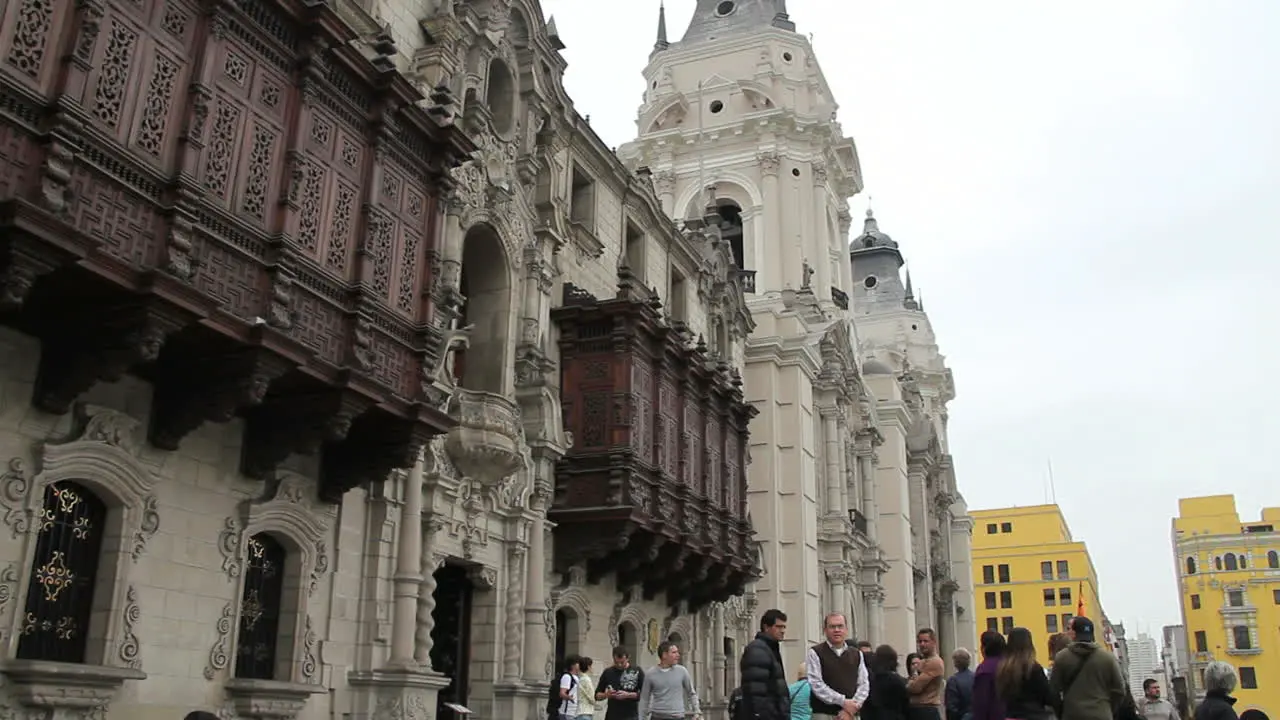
[560,672,579,716]
[805,643,871,708]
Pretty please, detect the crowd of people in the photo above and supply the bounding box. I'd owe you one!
[548,612,1264,720]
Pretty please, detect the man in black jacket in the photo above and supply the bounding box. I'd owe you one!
[737,609,790,720]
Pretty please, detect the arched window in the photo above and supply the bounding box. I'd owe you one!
[17,481,107,663]
[235,533,287,679]
[1269,550,1278,569]
[618,621,639,662]
[1185,557,1197,575]
[1232,625,1251,650]
[716,200,746,271]
[1225,554,1238,571]
[555,608,581,669]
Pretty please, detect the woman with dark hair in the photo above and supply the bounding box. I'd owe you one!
[905,653,920,678]
[860,645,911,720]
[970,631,1006,720]
[993,628,1053,720]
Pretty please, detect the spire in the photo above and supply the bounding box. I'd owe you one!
[545,15,565,50]
[679,0,796,45]
[903,269,919,310]
[652,1,669,54]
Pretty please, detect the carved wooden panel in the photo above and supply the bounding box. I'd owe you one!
[0,0,69,94]
[658,375,679,479]
[705,415,721,506]
[725,429,740,512]
[293,105,362,276]
[632,361,653,463]
[683,398,703,494]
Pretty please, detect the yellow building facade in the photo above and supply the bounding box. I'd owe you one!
[971,504,1107,664]
[1173,495,1280,715]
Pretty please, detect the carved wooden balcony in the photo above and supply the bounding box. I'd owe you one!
[549,269,758,611]
[444,388,524,484]
[0,0,474,501]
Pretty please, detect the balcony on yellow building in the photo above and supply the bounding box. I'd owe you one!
[1172,495,1279,716]
[970,504,1110,665]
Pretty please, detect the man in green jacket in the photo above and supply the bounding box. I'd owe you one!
[1049,617,1127,720]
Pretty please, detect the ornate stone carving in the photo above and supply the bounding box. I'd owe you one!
[301,615,319,682]
[502,543,526,680]
[468,564,499,589]
[374,693,430,720]
[444,389,525,486]
[218,516,245,578]
[757,151,780,175]
[309,540,330,596]
[0,562,18,645]
[204,601,236,679]
[119,585,142,668]
[131,494,160,561]
[0,457,29,537]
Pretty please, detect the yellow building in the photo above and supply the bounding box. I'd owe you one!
[1172,495,1279,715]
[971,504,1108,664]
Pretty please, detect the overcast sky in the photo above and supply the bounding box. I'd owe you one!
[537,0,1280,637]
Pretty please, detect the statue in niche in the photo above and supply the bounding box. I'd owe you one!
[801,259,814,289]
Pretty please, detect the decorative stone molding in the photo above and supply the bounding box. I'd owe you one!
[0,562,16,648]
[118,585,142,669]
[223,677,325,720]
[608,603,651,648]
[0,659,145,718]
[444,389,525,485]
[667,615,695,649]
[468,563,499,589]
[2,404,158,540]
[217,473,333,587]
[300,615,319,682]
[204,601,236,680]
[131,494,160,562]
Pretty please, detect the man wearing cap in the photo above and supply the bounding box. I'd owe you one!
[1049,616,1126,720]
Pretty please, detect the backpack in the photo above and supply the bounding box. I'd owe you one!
[547,673,576,720]
[728,687,743,720]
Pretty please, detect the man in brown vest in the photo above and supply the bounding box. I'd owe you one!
[804,613,869,720]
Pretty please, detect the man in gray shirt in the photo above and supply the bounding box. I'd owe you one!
[638,641,701,720]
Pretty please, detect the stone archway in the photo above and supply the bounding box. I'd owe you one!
[456,224,513,393]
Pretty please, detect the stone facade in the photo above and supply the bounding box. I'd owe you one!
[0,2,762,720]
[849,213,977,658]
[617,0,976,667]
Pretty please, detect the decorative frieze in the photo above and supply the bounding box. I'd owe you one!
[118,585,142,669]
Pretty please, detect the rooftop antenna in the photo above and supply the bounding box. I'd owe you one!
[1047,457,1058,504]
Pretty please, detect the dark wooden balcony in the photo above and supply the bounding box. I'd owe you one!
[550,268,757,611]
[0,0,474,501]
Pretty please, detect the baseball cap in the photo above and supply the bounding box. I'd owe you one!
[1070,616,1095,639]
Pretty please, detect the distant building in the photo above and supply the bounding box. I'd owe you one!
[1172,494,1279,715]
[970,504,1111,664]
[1114,621,1131,683]
[1163,624,1192,717]
[1127,632,1161,700]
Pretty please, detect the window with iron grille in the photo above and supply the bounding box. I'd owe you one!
[235,533,288,679]
[17,481,107,664]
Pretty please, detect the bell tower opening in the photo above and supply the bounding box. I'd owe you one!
[716,199,745,270]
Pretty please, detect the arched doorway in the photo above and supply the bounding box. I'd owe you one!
[555,608,581,669]
[430,563,474,720]
[455,224,511,392]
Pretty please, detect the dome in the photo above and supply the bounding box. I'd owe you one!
[851,208,898,251]
[862,358,894,375]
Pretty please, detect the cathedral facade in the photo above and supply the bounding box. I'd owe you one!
[618,0,976,666]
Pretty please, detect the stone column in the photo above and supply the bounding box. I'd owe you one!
[414,548,443,667]
[836,418,851,514]
[654,171,676,217]
[712,606,727,701]
[388,462,425,669]
[503,540,528,682]
[759,152,791,290]
[811,163,831,294]
[441,200,466,291]
[822,411,842,515]
[857,447,879,541]
[523,483,551,681]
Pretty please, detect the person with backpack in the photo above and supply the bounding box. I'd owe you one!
[789,665,813,720]
[1048,617,1126,720]
[549,656,582,720]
